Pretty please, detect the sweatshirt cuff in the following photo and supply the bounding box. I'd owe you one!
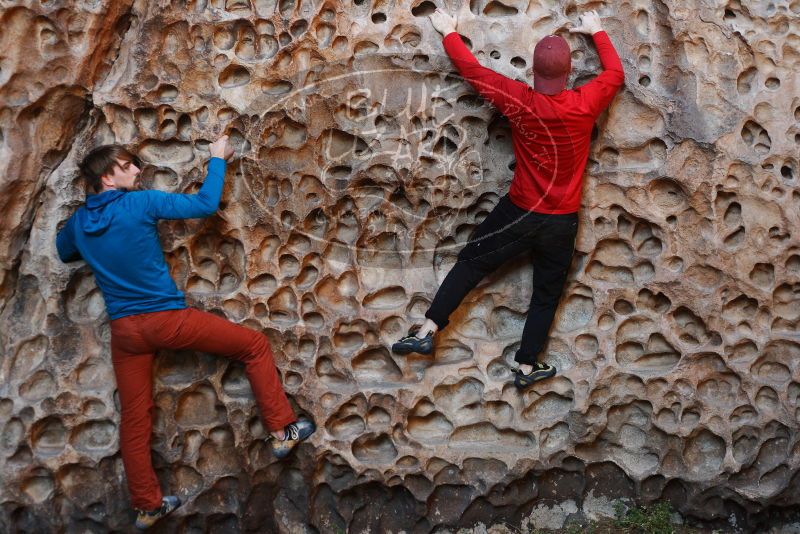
[208,157,227,170]
[443,31,460,42]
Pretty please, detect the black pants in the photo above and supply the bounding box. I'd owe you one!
[425,195,578,365]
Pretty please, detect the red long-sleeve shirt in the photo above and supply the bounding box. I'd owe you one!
[442,31,625,214]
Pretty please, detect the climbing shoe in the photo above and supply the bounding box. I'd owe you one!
[270,416,317,459]
[391,327,434,355]
[135,496,181,530]
[513,362,557,389]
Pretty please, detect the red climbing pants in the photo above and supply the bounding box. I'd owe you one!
[110,307,296,509]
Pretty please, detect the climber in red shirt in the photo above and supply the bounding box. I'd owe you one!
[392,9,625,388]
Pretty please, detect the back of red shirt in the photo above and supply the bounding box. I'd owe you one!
[442,31,625,214]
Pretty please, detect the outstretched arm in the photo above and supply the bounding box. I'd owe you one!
[430,9,530,118]
[570,11,625,116]
[144,135,232,221]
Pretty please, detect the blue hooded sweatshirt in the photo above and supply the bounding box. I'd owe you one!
[56,158,226,320]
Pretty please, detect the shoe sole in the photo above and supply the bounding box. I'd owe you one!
[391,342,432,355]
[391,343,413,355]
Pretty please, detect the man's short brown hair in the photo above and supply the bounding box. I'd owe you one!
[78,145,140,193]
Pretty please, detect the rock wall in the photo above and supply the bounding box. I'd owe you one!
[1,0,800,531]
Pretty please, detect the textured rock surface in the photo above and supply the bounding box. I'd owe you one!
[2,0,800,531]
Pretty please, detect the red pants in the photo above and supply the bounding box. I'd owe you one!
[110,307,296,510]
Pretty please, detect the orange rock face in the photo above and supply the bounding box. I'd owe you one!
[1,0,799,531]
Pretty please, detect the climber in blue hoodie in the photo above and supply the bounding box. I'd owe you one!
[55,136,315,530]
[56,150,224,317]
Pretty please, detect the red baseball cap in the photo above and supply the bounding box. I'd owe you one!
[533,35,571,94]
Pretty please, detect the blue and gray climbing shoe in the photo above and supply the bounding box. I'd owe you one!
[135,495,181,530]
[391,327,434,355]
[513,362,557,388]
[270,416,317,459]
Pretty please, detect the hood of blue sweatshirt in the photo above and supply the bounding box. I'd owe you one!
[82,190,126,236]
